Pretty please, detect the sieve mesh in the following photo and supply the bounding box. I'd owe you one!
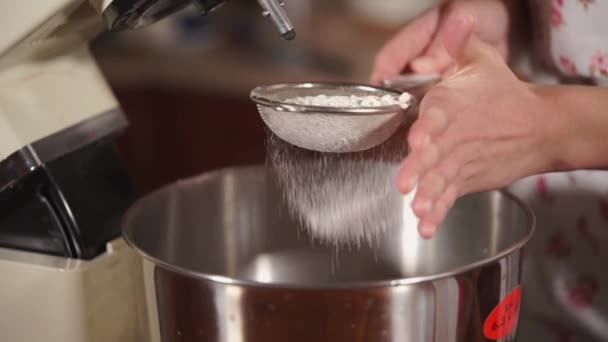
[258,106,404,153]
[251,83,415,153]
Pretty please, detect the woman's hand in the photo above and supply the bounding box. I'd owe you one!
[398,13,560,238]
[370,0,510,85]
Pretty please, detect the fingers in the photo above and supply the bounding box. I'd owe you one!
[440,10,477,65]
[408,107,449,150]
[411,170,445,216]
[411,5,509,76]
[370,7,440,85]
[404,149,465,240]
[410,6,473,75]
[411,155,460,217]
[397,103,474,239]
[410,56,441,74]
[440,15,505,74]
[396,143,440,194]
[418,185,460,239]
[396,107,450,194]
[408,140,483,239]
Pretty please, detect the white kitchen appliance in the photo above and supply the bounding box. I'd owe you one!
[0,1,294,341]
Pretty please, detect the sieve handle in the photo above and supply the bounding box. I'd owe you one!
[383,73,442,90]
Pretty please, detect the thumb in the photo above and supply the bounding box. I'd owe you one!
[440,12,485,67]
[411,8,475,74]
[370,7,441,85]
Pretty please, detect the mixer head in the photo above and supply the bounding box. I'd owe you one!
[103,0,296,40]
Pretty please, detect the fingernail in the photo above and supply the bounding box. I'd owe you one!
[397,175,417,194]
[419,223,436,239]
[411,56,437,73]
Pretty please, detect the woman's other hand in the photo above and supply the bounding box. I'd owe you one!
[370,0,510,85]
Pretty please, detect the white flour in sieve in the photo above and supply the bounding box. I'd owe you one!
[267,123,415,247]
[284,93,413,108]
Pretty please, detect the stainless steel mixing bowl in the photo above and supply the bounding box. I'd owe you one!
[123,165,534,342]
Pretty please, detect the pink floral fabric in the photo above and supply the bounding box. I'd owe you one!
[511,1,608,341]
[530,0,608,85]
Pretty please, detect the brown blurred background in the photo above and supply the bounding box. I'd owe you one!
[91,0,440,194]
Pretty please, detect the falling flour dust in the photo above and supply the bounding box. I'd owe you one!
[266,122,413,247]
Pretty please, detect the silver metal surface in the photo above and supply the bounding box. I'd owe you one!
[383,73,441,91]
[257,0,296,40]
[250,82,415,153]
[0,109,127,193]
[251,82,406,115]
[123,165,534,342]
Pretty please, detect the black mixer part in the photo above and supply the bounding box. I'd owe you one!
[0,140,136,260]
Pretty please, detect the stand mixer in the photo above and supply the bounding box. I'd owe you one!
[0,1,294,341]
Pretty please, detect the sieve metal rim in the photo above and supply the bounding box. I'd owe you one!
[250,82,412,116]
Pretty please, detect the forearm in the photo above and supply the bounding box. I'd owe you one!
[534,84,608,171]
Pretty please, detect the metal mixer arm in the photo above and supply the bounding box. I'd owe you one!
[103,0,295,39]
[0,0,295,65]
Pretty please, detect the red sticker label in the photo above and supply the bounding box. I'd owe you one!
[483,286,522,340]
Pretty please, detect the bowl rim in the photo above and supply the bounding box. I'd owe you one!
[250,82,413,115]
[122,165,535,289]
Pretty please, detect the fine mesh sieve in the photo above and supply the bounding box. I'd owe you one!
[250,82,416,153]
